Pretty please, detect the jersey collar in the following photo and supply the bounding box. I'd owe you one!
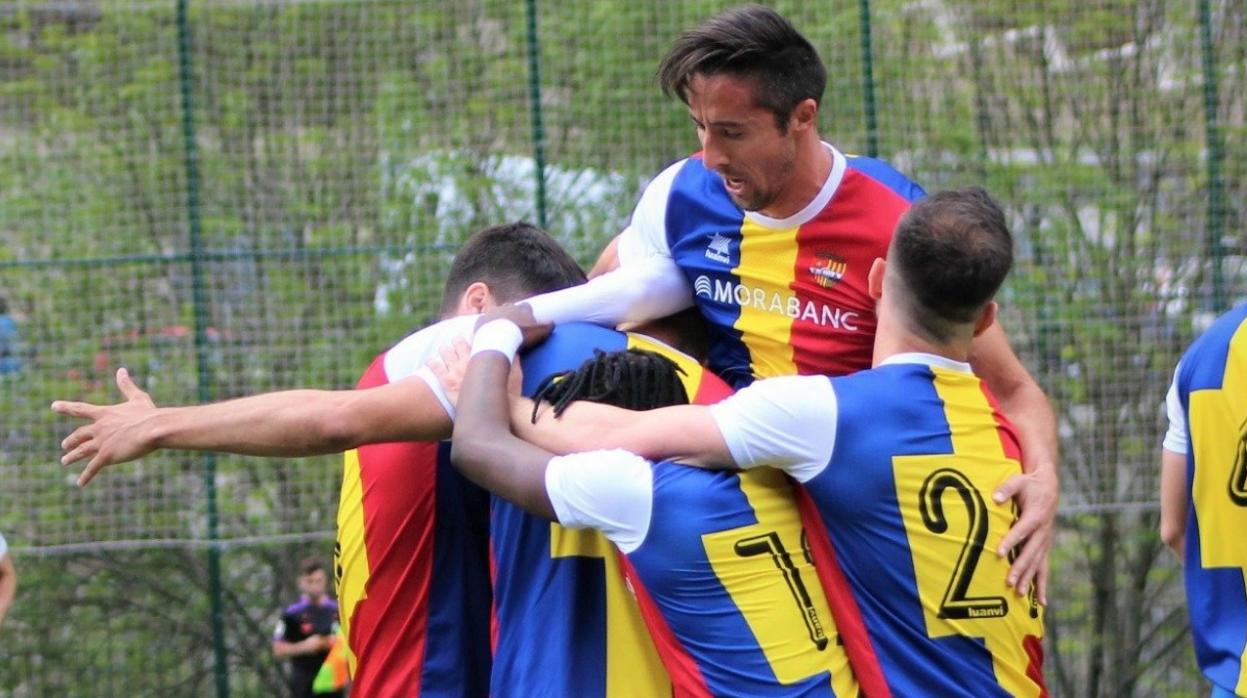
[878,351,973,374]
[744,142,846,230]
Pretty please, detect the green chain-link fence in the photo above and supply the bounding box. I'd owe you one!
[0,1,1242,695]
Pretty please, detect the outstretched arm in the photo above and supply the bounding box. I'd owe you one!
[969,322,1059,604]
[449,320,561,519]
[523,253,693,326]
[53,367,452,486]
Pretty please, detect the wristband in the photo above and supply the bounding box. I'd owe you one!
[471,319,523,359]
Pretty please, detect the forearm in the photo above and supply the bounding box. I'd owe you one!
[512,398,640,456]
[524,255,692,326]
[997,380,1059,479]
[148,390,364,457]
[451,323,556,518]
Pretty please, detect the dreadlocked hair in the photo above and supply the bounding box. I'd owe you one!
[531,348,690,422]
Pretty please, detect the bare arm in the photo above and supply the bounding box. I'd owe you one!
[512,398,733,467]
[1159,448,1188,560]
[0,552,15,630]
[53,368,451,486]
[968,322,1059,603]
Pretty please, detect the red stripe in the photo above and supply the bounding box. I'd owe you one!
[789,172,910,378]
[489,533,499,656]
[793,485,892,698]
[690,369,734,405]
[346,356,438,697]
[978,380,1023,461]
[1024,635,1049,697]
[617,553,709,698]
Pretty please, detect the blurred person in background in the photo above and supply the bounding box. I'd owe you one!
[273,556,342,698]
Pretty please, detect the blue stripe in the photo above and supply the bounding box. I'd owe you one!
[421,443,492,696]
[486,323,634,696]
[664,158,753,388]
[844,156,927,202]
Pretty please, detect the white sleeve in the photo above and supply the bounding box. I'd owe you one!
[544,449,654,554]
[0,532,8,559]
[709,375,838,483]
[524,160,694,326]
[615,159,685,265]
[382,315,479,419]
[1162,363,1188,455]
[523,255,693,326]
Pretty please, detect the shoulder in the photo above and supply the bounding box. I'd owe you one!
[842,155,926,203]
[383,315,477,381]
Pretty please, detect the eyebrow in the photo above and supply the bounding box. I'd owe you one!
[689,114,748,129]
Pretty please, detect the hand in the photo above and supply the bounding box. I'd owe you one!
[994,469,1059,605]
[51,368,159,487]
[476,303,552,349]
[426,336,471,408]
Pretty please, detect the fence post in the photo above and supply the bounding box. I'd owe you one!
[524,0,548,229]
[1198,0,1226,313]
[857,0,879,158]
[175,1,230,696]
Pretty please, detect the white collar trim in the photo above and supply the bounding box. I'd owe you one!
[745,142,846,230]
[879,352,973,374]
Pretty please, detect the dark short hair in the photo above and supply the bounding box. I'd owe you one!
[440,222,586,316]
[658,5,827,129]
[890,187,1013,341]
[532,348,689,421]
[299,556,326,577]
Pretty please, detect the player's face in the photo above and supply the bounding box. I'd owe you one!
[686,73,797,215]
[299,569,328,599]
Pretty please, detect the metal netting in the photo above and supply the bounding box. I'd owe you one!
[0,0,1240,694]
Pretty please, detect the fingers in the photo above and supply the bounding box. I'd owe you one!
[60,425,95,454]
[996,502,1039,558]
[77,454,110,487]
[61,438,98,467]
[1006,531,1046,596]
[992,473,1025,506]
[50,400,101,420]
[1035,557,1050,607]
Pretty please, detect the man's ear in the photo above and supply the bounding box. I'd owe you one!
[789,97,818,135]
[867,258,886,301]
[972,301,998,337]
[456,282,495,315]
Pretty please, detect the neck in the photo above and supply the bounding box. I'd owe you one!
[872,311,973,367]
[757,135,832,219]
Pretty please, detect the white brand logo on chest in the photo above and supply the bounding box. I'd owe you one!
[704,232,733,264]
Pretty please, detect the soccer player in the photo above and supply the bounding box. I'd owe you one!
[517,4,1058,600]
[446,321,859,696]
[0,529,15,632]
[1160,303,1247,698]
[53,222,590,696]
[500,188,1048,697]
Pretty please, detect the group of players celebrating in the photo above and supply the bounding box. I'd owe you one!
[55,6,1066,697]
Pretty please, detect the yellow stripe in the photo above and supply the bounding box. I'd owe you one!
[891,369,1042,697]
[732,219,799,379]
[626,333,704,397]
[335,449,370,677]
[701,468,855,691]
[550,524,672,696]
